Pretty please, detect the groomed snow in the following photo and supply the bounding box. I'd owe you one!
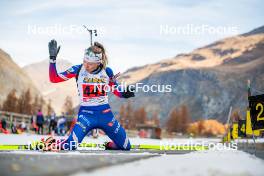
[1,134,263,176]
[73,148,264,176]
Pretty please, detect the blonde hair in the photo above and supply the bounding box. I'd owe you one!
[88,42,108,69]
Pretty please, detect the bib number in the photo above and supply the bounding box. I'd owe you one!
[256,103,264,121]
[82,84,106,98]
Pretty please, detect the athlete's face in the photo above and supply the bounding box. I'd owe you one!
[83,60,100,73]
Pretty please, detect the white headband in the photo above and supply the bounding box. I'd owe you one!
[84,48,102,63]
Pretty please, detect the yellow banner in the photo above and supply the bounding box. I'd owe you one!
[232,123,238,139]
[246,110,260,136]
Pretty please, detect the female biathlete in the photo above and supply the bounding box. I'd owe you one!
[45,39,134,151]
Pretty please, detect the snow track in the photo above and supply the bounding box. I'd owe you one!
[1,134,263,176]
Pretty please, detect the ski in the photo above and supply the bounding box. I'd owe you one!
[0,143,209,151]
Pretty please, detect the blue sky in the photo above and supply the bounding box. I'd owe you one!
[0,0,263,72]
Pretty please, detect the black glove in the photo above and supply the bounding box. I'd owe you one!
[48,39,60,61]
[122,85,135,98]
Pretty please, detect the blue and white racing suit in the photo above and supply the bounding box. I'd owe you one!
[49,62,131,150]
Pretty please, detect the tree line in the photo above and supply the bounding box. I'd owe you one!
[166,105,228,136]
[118,103,192,132]
[0,89,52,115]
[118,101,160,129]
[0,89,75,116]
[118,102,227,137]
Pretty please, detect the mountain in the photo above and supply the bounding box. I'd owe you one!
[0,49,39,105]
[23,59,79,114]
[109,25,264,124]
